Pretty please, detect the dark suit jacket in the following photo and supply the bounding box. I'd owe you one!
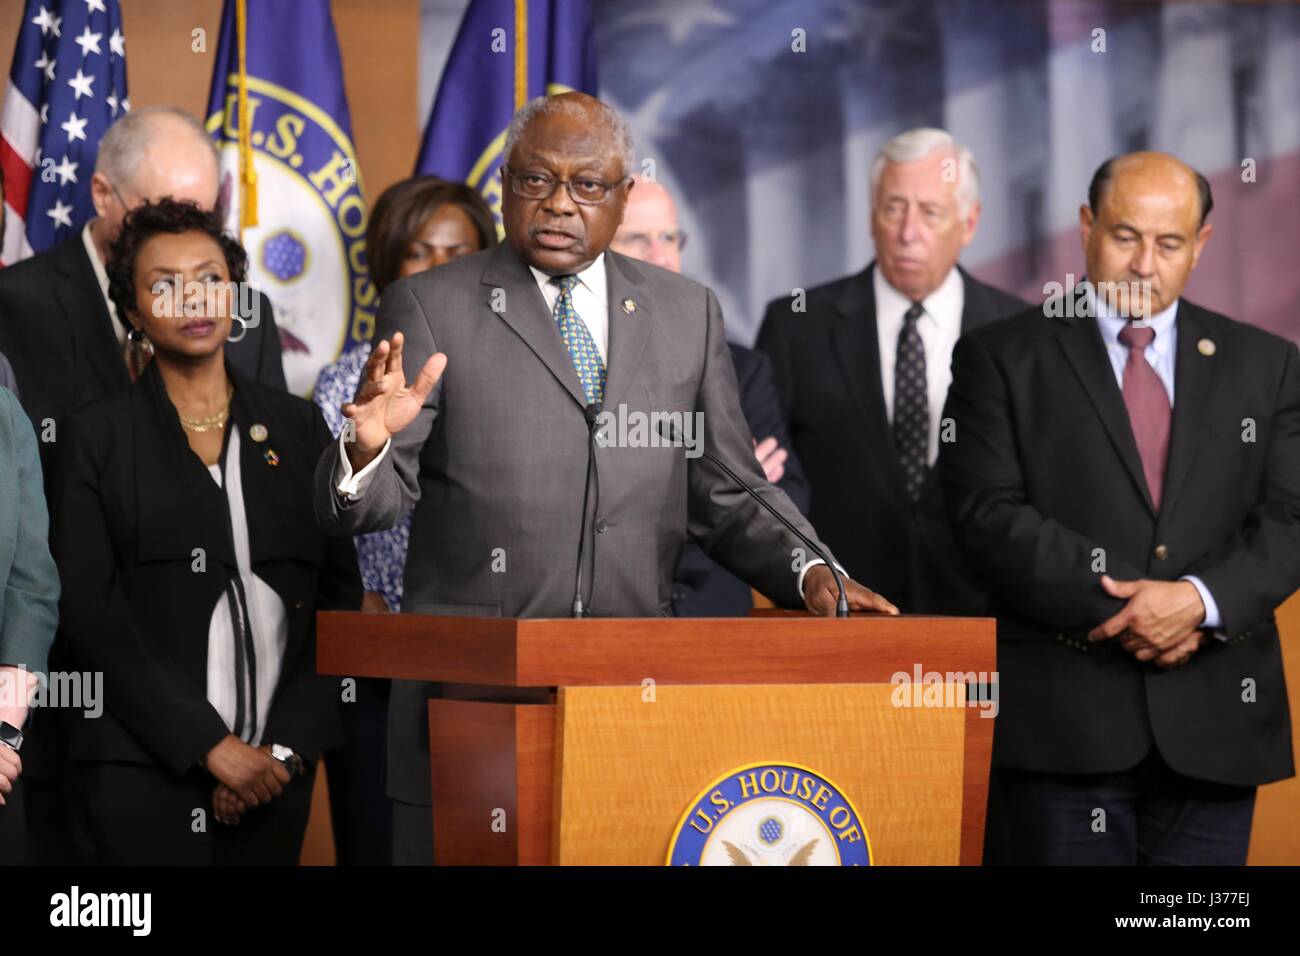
[756,263,1026,614]
[940,295,1298,786]
[48,361,359,775]
[671,343,810,616]
[0,234,287,468]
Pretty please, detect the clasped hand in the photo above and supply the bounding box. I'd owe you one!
[1087,575,1207,668]
[205,735,293,827]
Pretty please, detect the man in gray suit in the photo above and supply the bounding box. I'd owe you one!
[314,93,897,864]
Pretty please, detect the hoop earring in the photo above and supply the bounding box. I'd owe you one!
[124,325,154,382]
[228,315,249,343]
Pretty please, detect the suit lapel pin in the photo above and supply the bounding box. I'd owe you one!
[249,423,269,442]
[263,448,280,467]
[622,298,636,314]
[1197,338,1216,356]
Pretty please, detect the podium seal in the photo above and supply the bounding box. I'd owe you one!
[667,762,872,866]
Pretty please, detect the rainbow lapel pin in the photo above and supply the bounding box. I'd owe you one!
[263,448,280,467]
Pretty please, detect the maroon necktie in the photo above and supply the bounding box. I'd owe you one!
[1117,322,1171,509]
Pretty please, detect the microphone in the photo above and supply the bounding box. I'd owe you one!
[571,403,603,617]
[657,419,849,617]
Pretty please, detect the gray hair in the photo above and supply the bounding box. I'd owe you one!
[95,106,218,189]
[870,127,980,215]
[503,95,636,178]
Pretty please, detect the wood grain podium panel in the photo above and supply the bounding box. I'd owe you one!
[554,683,968,865]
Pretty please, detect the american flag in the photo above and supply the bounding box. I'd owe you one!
[0,0,127,266]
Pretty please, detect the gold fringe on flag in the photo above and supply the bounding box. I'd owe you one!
[236,0,258,230]
[514,0,527,109]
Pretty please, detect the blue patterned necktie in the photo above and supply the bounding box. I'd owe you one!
[552,274,607,406]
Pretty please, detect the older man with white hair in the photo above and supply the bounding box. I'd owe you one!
[757,127,1026,617]
[0,106,287,461]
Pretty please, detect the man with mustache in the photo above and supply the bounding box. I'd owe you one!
[314,92,897,864]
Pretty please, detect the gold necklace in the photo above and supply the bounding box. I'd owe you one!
[180,385,234,433]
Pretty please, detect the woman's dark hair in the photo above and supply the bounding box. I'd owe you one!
[106,197,248,322]
[365,176,497,294]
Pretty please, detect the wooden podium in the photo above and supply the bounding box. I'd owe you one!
[317,612,995,865]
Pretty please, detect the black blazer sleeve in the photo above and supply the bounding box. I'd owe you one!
[50,413,231,774]
[754,299,795,423]
[309,407,362,612]
[735,346,810,515]
[228,290,287,392]
[940,330,1146,633]
[1189,340,1300,635]
[259,406,360,757]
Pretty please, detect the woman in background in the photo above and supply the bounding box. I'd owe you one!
[51,199,360,864]
[313,175,495,865]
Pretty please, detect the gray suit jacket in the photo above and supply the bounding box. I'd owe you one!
[314,243,834,804]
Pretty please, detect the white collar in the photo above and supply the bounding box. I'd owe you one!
[873,263,963,325]
[529,254,608,299]
[1093,290,1180,351]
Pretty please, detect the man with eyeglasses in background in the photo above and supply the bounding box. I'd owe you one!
[0,106,287,464]
[610,175,810,616]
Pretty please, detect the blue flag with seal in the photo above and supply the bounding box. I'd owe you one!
[415,0,597,230]
[205,0,374,395]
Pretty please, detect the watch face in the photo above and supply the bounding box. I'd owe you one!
[0,721,22,751]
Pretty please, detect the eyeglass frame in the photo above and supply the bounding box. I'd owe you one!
[614,229,689,253]
[501,164,631,206]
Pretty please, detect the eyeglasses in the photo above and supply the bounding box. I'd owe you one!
[105,178,132,210]
[615,230,689,254]
[502,165,629,206]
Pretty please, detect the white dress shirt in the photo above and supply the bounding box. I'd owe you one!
[206,426,288,746]
[1091,293,1222,632]
[874,265,964,465]
[82,220,129,348]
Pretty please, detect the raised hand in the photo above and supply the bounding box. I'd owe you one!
[342,332,447,471]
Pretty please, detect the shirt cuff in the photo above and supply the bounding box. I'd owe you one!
[1181,575,1225,638]
[335,434,391,500]
[797,558,848,599]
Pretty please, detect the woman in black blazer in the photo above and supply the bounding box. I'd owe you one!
[49,199,360,864]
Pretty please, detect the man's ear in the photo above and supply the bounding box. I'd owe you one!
[89,172,114,220]
[960,199,981,248]
[1189,221,1214,271]
[1078,203,1095,253]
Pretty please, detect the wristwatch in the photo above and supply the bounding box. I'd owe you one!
[0,721,23,752]
[270,743,305,778]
